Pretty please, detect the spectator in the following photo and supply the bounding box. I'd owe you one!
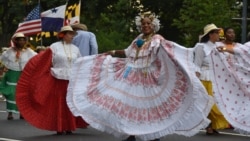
[71,23,98,56]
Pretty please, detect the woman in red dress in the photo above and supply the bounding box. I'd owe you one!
[16,26,88,135]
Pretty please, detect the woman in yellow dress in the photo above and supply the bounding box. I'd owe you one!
[193,24,229,135]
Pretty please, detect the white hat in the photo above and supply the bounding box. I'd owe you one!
[71,23,88,31]
[12,32,26,41]
[59,25,74,32]
[58,25,76,39]
[200,23,221,39]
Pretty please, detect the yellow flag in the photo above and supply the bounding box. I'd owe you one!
[65,0,81,25]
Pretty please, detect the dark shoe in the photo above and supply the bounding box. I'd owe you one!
[7,112,13,120]
[206,132,214,135]
[65,131,72,135]
[228,124,234,129]
[213,129,220,134]
[19,115,24,119]
[206,127,214,135]
[56,132,63,135]
[123,136,136,141]
[7,116,13,120]
[206,128,219,135]
[151,139,160,141]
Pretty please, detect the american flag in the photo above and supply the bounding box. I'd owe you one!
[15,5,41,36]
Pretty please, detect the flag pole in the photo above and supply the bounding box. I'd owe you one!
[38,0,43,46]
[40,35,43,46]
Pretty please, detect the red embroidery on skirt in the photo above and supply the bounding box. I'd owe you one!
[86,55,188,122]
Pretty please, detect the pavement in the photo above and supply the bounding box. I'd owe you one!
[1,96,250,141]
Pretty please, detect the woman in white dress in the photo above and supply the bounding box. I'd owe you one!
[217,27,243,62]
[0,32,37,120]
[213,42,250,134]
[67,12,213,141]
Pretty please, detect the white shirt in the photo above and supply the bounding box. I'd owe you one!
[0,47,37,71]
[50,41,81,80]
[193,41,218,81]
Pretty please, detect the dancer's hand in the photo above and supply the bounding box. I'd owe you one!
[217,46,227,52]
[195,72,200,78]
[106,50,115,56]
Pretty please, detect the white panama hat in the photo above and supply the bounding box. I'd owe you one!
[12,32,26,41]
[59,25,74,33]
[200,23,221,39]
[57,25,76,39]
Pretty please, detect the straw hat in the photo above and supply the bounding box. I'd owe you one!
[12,32,26,41]
[57,25,76,39]
[59,25,74,33]
[71,23,88,31]
[200,23,221,38]
[1,47,8,52]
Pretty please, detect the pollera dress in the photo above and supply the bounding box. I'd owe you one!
[0,47,37,113]
[67,34,214,140]
[16,42,88,132]
[210,44,250,134]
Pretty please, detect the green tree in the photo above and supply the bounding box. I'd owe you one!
[0,0,66,47]
[140,0,183,42]
[0,0,27,46]
[173,0,238,46]
[81,0,142,53]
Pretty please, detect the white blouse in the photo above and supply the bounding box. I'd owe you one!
[50,41,81,80]
[124,34,161,68]
[0,47,37,71]
[193,41,219,81]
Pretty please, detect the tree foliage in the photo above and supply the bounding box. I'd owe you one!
[173,0,239,46]
[81,0,142,52]
[0,0,247,50]
[140,0,183,42]
[0,0,26,46]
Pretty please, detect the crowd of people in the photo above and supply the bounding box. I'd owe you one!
[0,11,250,141]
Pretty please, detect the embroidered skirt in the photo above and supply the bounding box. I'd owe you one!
[67,42,214,140]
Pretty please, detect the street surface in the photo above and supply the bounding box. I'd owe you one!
[0,96,250,141]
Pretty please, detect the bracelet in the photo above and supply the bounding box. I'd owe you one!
[111,50,115,55]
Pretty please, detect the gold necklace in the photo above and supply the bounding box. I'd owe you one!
[142,33,154,42]
[62,42,72,64]
[134,34,154,61]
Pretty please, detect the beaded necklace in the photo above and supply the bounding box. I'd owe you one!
[62,42,72,65]
[134,33,154,61]
[123,34,154,78]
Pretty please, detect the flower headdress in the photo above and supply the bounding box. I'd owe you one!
[135,11,160,33]
[219,28,225,40]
